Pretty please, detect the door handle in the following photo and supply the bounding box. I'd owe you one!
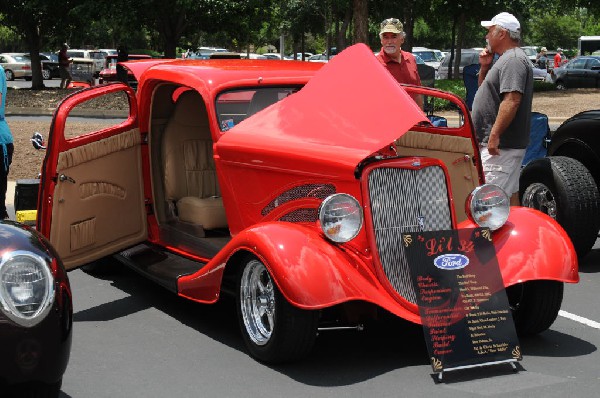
[59,174,76,184]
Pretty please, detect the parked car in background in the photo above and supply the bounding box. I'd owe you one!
[412,47,442,70]
[98,54,152,84]
[34,44,577,365]
[99,48,117,56]
[307,53,332,62]
[531,60,551,82]
[262,53,283,60]
[0,53,32,80]
[552,55,600,89]
[521,46,539,62]
[240,53,268,60]
[66,49,106,77]
[22,52,60,80]
[0,220,72,397]
[437,48,480,79]
[287,52,313,60]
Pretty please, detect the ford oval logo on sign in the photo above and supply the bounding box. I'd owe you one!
[433,254,470,270]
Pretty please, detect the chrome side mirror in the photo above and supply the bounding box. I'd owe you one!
[31,132,46,150]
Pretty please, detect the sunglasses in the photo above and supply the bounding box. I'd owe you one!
[380,18,401,28]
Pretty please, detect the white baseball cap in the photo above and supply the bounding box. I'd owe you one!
[481,12,520,33]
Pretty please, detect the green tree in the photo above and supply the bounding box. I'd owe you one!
[0,0,81,89]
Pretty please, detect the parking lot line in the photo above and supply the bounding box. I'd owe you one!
[559,310,600,329]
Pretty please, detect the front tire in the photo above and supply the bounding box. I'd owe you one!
[555,80,566,90]
[5,69,14,81]
[506,281,563,335]
[236,256,318,363]
[520,156,600,258]
[42,69,51,80]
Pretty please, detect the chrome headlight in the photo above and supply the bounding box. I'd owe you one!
[466,184,510,231]
[319,194,363,243]
[0,251,55,327]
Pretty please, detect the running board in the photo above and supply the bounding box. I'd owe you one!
[115,243,206,293]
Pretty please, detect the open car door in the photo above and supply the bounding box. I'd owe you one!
[37,84,147,270]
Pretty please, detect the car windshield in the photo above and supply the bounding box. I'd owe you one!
[521,48,537,57]
[216,87,301,131]
[414,51,437,62]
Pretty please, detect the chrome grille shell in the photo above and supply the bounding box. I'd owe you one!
[367,165,452,304]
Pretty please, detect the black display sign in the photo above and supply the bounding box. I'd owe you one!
[402,228,521,374]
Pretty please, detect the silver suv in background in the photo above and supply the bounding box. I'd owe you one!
[437,49,480,79]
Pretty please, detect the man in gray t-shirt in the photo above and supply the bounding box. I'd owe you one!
[472,12,533,205]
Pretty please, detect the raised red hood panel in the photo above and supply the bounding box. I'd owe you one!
[218,43,427,164]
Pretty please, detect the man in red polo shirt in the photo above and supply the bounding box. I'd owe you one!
[376,18,423,109]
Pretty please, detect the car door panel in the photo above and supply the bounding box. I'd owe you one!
[38,84,147,270]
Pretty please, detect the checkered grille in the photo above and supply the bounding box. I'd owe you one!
[262,184,335,216]
[278,208,318,223]
[368,166,452,303]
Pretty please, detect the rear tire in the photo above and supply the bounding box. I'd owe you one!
[555,80,566,90]
[236,255,318,363]
[520,156,600,258]
[42,69,51,80]
[5,69,14,81]
[506,281,563,335]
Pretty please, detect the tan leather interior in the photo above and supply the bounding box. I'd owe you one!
[162,90,227,229]
[51,128,147,270]
[395,130,479,222]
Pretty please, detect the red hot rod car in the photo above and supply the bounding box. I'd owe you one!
[35,44,577,363]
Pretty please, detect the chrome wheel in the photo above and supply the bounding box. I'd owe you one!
[42,69,51,80]
[521,182,557,219]
[240,259,275,346]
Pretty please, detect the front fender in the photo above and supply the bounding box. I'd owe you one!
[458,207,578,285]
[178,222,421,323]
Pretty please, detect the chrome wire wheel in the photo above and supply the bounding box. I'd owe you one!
[521,182,557,219]
[240,259,275,346]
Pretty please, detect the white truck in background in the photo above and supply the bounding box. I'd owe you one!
[578,36,600,55]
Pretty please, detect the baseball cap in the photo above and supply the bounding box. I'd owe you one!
[481,12,520,33]
[380,18,404,35]
[540,47,547,52]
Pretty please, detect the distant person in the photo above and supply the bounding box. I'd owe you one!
[117,45,129,85]
[58,43,72,89]
[0,65,13,219]
[554,48,564,69]
[472,12,533,206]
[537,47,548,70]
[375,17,423,109]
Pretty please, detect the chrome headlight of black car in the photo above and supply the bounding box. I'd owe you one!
[466,184,510,231]
[0,250,55,327]
[319,193,363,243]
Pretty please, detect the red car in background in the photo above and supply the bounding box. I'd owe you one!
[98,54,152,84]
[35,44,577,364]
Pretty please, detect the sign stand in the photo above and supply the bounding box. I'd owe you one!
[436,359,518,382]
[402,228,522,380]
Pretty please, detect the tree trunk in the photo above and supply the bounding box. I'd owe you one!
[337,8,352,51]
[26,24,45,90]
[402,1,415,51]
[159,14,186,58]
[452,12,466,80]
[352,0,368,44]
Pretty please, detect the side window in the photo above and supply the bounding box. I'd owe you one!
[586,58,600,69]
[570,58,587,69]
[63,90,130,139]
